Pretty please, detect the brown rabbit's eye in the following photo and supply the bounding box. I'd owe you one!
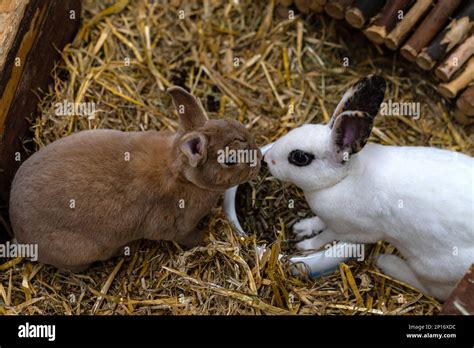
[288,150,314,167]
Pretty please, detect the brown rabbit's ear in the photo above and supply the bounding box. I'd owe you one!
[331,111,374,162]
[168,86,208,132]
[329,74,386,128]
[179,132,208,167]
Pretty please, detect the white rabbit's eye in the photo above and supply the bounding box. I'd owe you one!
[288,150,314,167]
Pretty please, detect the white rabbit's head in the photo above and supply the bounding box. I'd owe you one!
[264,74,386,192]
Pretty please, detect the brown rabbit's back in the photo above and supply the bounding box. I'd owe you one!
[9,86,260,272]
[9,129,187,269]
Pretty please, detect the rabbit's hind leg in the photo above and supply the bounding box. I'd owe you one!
[176,227,205,249]
[38,231,111,273]
[375,254,428,294]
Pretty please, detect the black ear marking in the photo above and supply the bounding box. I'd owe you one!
[329,74,386,128]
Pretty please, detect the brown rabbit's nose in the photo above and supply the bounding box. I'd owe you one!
[263,152,274,165]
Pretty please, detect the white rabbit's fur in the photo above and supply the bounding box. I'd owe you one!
[265,112,474,301]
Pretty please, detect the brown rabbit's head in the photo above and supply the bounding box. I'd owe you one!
[168,86,261,191]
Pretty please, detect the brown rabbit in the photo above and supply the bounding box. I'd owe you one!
[9,86,261,272]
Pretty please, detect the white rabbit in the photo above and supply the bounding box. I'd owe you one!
[264,75,474,301]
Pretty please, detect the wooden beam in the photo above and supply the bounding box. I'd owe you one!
[416,1,474,70]
[364,0,412,44]
[295,0,310,13]
[345,0,386,29]
[384,0,433,50]
[400,0,463,62]
[456,85,474,117]
[438,57,474,99]
[0,0,81,208]
[279,0,294,6]
[452,107,474,125]
[283,0,324,13]
[325,0,353,20]
[435,34,474,82]
[441,265,474,314]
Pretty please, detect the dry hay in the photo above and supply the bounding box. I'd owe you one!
[236,162,312,254]
[1,0,471,315]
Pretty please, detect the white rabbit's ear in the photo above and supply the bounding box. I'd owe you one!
[168,86,208,132]
[329,74,386,127]
[331,111,374,162]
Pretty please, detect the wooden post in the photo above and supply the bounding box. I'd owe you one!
[441,265,474,314]
[310,1,324,13]
[279,0,294,6]
[294,0,323,13]
[384,0,433,50]
[400,0,463,62]
[435,34,474,82]
[324,0,353,20]
[0,1,18,13]
[345,0,386,29]
[438,57,474,99]
[456,85,474,116]
[416,1,474,71]
[0,0,82,207]
[453,107,474,125]
[295,0,311,13]
[364,0,412,44]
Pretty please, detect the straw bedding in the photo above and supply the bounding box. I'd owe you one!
[1,0,472,315]
[236,163,312,254]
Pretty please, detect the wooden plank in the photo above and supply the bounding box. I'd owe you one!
[0,0,18,13]
[441,265,474,315]
[453,106,474,125]
[456,85,474,116]
[435,34,474,82]
[400,0,463,62]
[364,0,412,44]
[325,0,353,20]
[384,0,433,51]
[416,1,474,70]
[0,0,28,71]
[345,0,386,29]
[0,0,81,209]
[438,57,474,99]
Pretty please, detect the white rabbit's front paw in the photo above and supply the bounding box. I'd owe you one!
[293,216,326,238]
[296,238,320,250]
[295,229,336,251]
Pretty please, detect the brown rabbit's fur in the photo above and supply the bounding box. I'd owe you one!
[9,87,261,272]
